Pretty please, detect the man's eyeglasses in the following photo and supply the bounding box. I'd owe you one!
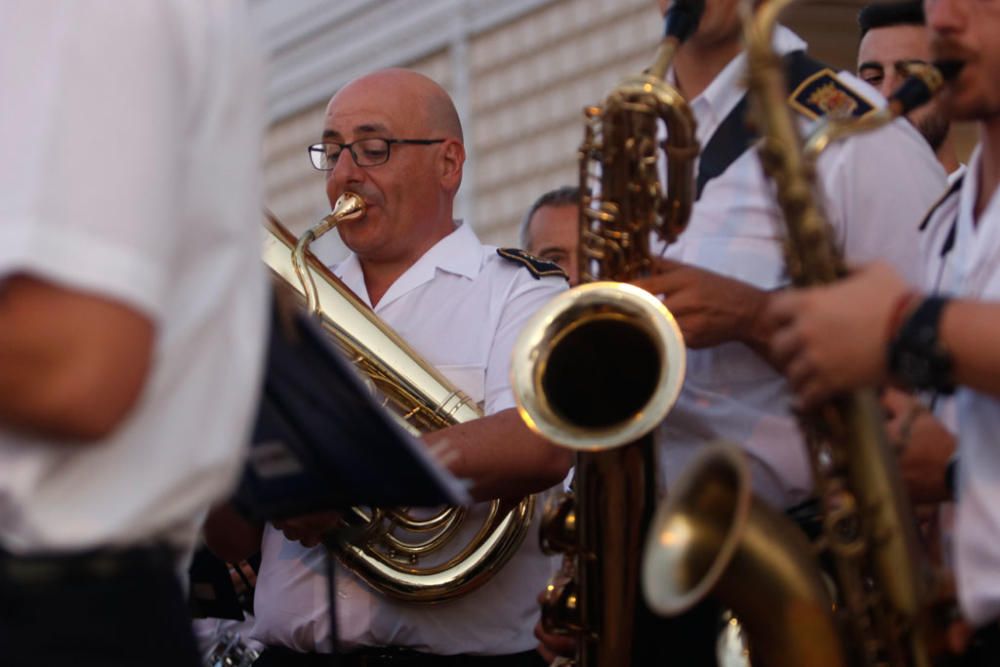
[308,138,445,170]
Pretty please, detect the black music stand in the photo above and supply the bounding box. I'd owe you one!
[234,296,468,520]
[230,295,470,659]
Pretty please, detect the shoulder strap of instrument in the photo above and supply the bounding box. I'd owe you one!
[696,50,845,200]
[919,173,965,260]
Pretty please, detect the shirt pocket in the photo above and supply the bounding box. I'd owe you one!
[436,364,487,408]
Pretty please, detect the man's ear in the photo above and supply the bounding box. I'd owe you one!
[439,139,465,192]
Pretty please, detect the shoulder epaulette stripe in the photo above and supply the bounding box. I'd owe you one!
[496,248,568,281]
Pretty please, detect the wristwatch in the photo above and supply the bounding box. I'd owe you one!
[887,295,955,394]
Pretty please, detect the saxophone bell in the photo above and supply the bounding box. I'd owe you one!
[642,443,848,667]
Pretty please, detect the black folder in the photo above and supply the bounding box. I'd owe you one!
[232,296,469,522]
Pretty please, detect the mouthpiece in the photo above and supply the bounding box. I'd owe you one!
[888,64,944,117]
[313,192,366,237]
[663,0,705,43]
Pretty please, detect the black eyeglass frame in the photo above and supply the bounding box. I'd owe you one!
[307,138,446,170]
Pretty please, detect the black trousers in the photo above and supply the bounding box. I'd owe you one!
[0,545,201,667]
[958,622,1000,667]
[254,646,548,667]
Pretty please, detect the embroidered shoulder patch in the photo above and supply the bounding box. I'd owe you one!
[788,68,875,121]
[496,248,568,281]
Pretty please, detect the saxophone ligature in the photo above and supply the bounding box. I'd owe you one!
[643,2,943,665]
[510,2,703,665]
[262,194,535,602]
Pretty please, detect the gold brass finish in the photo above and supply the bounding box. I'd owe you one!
[745,0,931,663]
[512,2,702,662]
[511,284,686,666]
[643,444,847,667]
[511,283,686,453]
[263,197,535,602]
[578,45,699,283]
[642,3,942,665]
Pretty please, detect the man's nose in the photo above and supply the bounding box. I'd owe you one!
[925,0,967,33]
[330,147,364,186]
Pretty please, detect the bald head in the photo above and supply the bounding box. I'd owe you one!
[330,68,463,142]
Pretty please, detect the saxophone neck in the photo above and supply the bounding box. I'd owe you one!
[648,0,705,80]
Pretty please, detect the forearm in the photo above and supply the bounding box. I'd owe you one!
[0,276,153,440]
[940,299,1000,396]
[737,287,781,367]
[202,502,264,564]
[424,408,573,502]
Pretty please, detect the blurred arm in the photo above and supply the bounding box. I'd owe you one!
[0,274,153,441]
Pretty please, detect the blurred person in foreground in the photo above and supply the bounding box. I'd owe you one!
[0,2,267,666]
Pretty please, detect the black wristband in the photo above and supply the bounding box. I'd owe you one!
[887,295,955,394]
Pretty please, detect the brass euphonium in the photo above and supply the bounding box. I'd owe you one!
[510,3,703,665]
[643,1,945,665]
[263,193,535,602]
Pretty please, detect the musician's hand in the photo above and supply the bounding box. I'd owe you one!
[767,262,908,408]
[882,389,956,504]
[273,510,342,548]
[631,258,771,351]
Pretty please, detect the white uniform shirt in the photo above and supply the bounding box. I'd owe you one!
[919,166,966,434]
[929,145,1000,626]
[252,221,566,654]
[0,1,267,553]
[656,27,947,509]
[922,165,968,298]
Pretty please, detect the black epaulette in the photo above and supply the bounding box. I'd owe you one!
[788,68,876,121]
[496,248,568,281]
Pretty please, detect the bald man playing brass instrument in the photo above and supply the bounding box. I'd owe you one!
[208,68,571,667]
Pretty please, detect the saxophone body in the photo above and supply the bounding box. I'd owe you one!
[262,196,534,602]
[643,3,934,666]
[746,3,933,665]
[510,3,702,665]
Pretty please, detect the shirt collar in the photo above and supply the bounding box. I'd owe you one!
[676,26,808,141]
[332,220,482,311]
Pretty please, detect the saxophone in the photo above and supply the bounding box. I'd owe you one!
[747,2,935,664]
[643,1,941,665]
[262,194,535,602]
[509,3,702,665]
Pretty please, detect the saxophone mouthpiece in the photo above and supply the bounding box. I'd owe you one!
[888,64,944,117]
[663,0,705,43]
